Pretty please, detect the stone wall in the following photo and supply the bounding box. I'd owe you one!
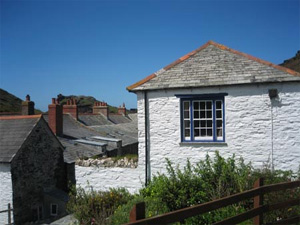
[10,118,66,225]
[136,82,300,175]
[0,163,13,225]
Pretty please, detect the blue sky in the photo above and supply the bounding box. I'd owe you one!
[1,0,299,111]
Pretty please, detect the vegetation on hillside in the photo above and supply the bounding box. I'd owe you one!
[280,50,300,72]
[67,152,300,225]
[0,88,43,114]
[57,94,118,113]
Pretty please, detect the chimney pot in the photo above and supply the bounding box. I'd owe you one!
[22,95,35,115]
[48,98,63,136]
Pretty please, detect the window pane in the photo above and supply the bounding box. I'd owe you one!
[185,120,190,128]
[184,111,190,118]
[216,110,222,119]
[184,101,189,110]
[207,129,212,136]
[194,129,200,137]
[194,111,199,119]
[207,101,212,109]
[200,102,205,109]
[200,111,205,118]
[217,120,222,128]
[200,120,206,127]
[207,111,212,118]
[193,101,199,109]
[207,120,212,127]
[200,129,206,136]
[194,120,200,128]
[216,100,222,109]
[217,128,222,137]
[185,129,190,137]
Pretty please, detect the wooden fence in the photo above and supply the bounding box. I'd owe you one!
[126,178,300,225]
[0,203,13,225]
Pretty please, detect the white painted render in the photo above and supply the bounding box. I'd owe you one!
[75,165,143,193]
[0,163,13,225]
[137,82,300,174]
[75,82,299,193]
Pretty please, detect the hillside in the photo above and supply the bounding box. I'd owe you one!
[57,94,118,113]
[0,89,43,114]
[0,88,22,112]
[280,50,300,72]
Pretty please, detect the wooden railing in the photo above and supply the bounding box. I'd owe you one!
[0,203,13,225]
[125,178,300,225]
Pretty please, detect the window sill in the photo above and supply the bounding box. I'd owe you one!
[179,142,228,146]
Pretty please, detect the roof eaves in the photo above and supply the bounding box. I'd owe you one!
[0,114,42,120]
[126,73,157,92]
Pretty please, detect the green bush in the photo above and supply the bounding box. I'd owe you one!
[67,153,300,225]
[67,186,133,225]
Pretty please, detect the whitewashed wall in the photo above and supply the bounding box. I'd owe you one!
[75,166,144,193]
[0,164,13,225]
[137,82,300,175]
[75,82,300,193]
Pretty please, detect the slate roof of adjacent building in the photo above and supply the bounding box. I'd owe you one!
[78,113,132,126]
[43,113,138,163]
[78,114,113,126]
[0,115,42,163]
[127,41,300,92]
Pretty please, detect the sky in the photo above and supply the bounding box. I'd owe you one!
[0,0,299,112]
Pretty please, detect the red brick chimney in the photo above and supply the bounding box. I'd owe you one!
[63,98,78,120]
[118,103,126,116]
[21,94,35,115]
[93,101,109,118]
[48,98,63,136]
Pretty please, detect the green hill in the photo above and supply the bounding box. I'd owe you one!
[0,89,43,114]
[56,94,118,113]
[280,50,300,73]
[0,88,23,112]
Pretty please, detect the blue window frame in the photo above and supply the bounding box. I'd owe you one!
[178,94,226,142]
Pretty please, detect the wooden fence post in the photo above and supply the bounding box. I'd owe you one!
[8,203,11,225]
[253,178,264,225]
[129,202,145,222]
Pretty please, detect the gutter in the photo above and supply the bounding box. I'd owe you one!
[144,91,151,185]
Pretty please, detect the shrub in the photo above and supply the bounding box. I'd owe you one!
[67,186,133,225]
[67,153,300,225]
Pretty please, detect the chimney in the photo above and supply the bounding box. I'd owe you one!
[48,98,63,136]
[63,98,78,120]
[21,94,35,115]
[118,103,126,116]
[93,101,109,118]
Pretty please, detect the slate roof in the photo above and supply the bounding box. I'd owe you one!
[0,115,41,163]
[78,114,113,126]
[108,114,132,124]
[90,114,138,146]
[78,113,132,126]
[44,113,138,163]
[59,138,103,163]
[127,41,300,92]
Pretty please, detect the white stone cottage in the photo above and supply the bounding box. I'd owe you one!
[0,115,68,225]
[127,41,300,184]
